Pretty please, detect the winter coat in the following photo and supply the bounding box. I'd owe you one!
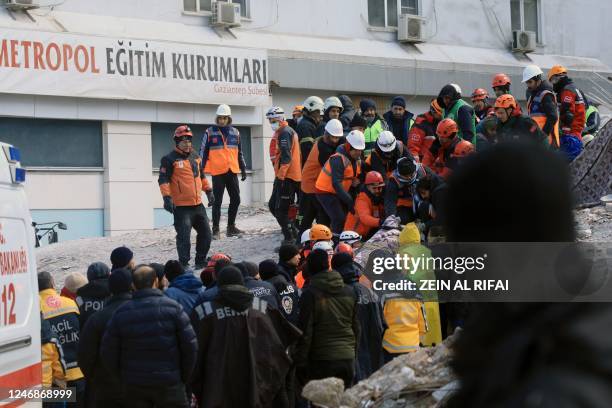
[265,263,301,325]
[383,110,415,146]
[295,115,320,167]
[76,278,110,328]
[496,114,548,145]
[101,288,197,387]
[77,293,131,399]
[41,315,66,387]
[339,95,357,131]
[165,273,206,316]
[294,270,359,364]
[244,276,280,310]
[192,285,302,408]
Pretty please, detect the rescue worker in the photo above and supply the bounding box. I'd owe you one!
[384,157,438,224]
[494,94,547,145]
[523,64,560,149]
[430,119,475,179]
[364,130,411,181]
[75,261,110,327]
[39,271,85,405]
[295,224,334,288]
[41,314,66,389]
[317,96,344,136]
[471,88,494,122]
[339,95,358,132]
[360,99,389,156]
[287,105,304,130]
[297,96,325,166]
[160,125,214,269]
[437,84,477,144]
[267,106,302,244]
[548,65,586,161]
[583,101,601,137]
[298,119,344,239]
[383,96,415,146]
[408,99,443,164]
[491,73,522,115]
[344,171,386,240]
[315,130,365,235]
[201,104,247,239]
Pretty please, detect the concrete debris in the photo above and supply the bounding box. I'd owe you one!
[301,377,345,408]
[574,205,612,242]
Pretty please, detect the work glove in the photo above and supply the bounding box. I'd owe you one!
[163,196,175,214]
[205,190,215,207]
[241,169,247,181]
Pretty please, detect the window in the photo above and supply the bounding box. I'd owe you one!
[151,123,252,170]
[511,0,541,42]
[184,0,249,17]
[368,0,418,28]
[0,118,103,167]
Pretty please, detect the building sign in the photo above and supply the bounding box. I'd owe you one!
[0,28,269,106]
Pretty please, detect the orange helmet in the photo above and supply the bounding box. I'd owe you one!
[453,140,475,158]
[492,73,511,88]
[430,99,443,116]
[293,105,304,115]
[310,224,333,241]
[335,242,354,257]
[494,94,517,110]
[211,253,231,262]
[436,118,459,138]
[471,88,488,102]
[174,125,193,140]
[364,171,385,186]
[547,65,567,80]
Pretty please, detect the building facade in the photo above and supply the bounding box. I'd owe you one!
[0,0,610,242]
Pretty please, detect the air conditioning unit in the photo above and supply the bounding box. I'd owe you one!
[211,1,241,27]
[512,30,536,53]
[398,14,425,43]
[5,0,39,10]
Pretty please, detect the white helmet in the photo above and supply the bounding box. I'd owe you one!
[324,119,344,137]
[346,130,366,150]
[450,83,462,95]
[266,106,285,120]
[312,240,334,254]
[324,96,344,112]
[303,96,324,113]
[522,65,543,83]
[216,104,232,116]
[339,230,362,245]
[300,229,311,245]
[377,131,397,152]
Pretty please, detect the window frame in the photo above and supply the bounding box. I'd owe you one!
[368,0,420,29]
[183,0,251,19]
[511,0,543,45]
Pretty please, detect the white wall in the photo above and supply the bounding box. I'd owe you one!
[24,172,104,210]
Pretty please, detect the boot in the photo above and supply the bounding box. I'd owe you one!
[227,224,243,237]
[212,225,220,240]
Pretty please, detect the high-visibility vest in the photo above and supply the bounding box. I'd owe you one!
[301,139,324,194]
[203,126,241,175]
[272,124,302,182]
[315,150,361,194]
[444,99,477,144]
[527,89,560,148]
[364,119,385,156]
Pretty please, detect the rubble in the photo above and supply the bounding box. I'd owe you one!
[302,377,345,408]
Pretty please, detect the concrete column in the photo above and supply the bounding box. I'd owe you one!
[250,107,275,204]
[103,121,153,236]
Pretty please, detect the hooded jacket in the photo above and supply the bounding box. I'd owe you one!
[192,285,302,408]
[76,278,110,327]
[294,270,359,364]
[165,273,206,316]
[263,263,301,325]
[339,95,357,131]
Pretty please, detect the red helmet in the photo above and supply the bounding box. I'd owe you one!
[471,88,488,102]
[453,140,475,158]
[335,242,354,257]
[210,253,231,262]
[492,73,511,88]
[436,119,458,138]
[364,171,385,186]
[174,125,193,140]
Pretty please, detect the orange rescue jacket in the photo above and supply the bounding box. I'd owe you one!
[158,149,211,206]
[344,190,385,237]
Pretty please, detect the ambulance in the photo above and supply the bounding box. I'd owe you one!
[0,142,42,407]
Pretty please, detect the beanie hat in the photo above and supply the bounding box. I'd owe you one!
[110,246,133,270]
[149,263,165,282]
[235,262,250,278]
[279,243,300,263]
[399,222,421,245]
[397,158,417,177]
[108,268,133,295]
[242,261,260,278]
[63,272,88,294]
[217,266,245,287]
[349,114,367,129]
[307,249,329,275]
[391,96,406,108]
[258,259,279,280]
[200,269,215,287]
[164,260,185,282]
[331,252,353,270]
[360,98,376,113]
[86,262,110,281]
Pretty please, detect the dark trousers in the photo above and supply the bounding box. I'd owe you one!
[174,204,211,265]
[316,193,347,235]
[124,383,188,408]
[269,178,300,241]
[212,171,241,227]
[298,192,330,239]
[67,378,85,408]
[306,359,355,389]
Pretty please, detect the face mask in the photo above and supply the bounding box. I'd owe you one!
[271,122,281,131]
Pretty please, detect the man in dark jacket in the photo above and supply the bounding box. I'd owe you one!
[235,261,280,309]
[164,260,205,316]
[297,96,324,167]
[494,94,547,145]
[76,262,111,327]
[78,268,132,408]
[101,265,197,408]
[339,95,357,132]
[437,84,477,144]
[294,249,359,388]
[383,96,415,146]
[191,266,301,408]
[364,130,411,182]
[331,252,384,382]
[523,65,560,149]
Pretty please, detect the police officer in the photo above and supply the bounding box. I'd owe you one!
[201,104,248,239]
[75,262,110,327]
[159,125,214,269]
